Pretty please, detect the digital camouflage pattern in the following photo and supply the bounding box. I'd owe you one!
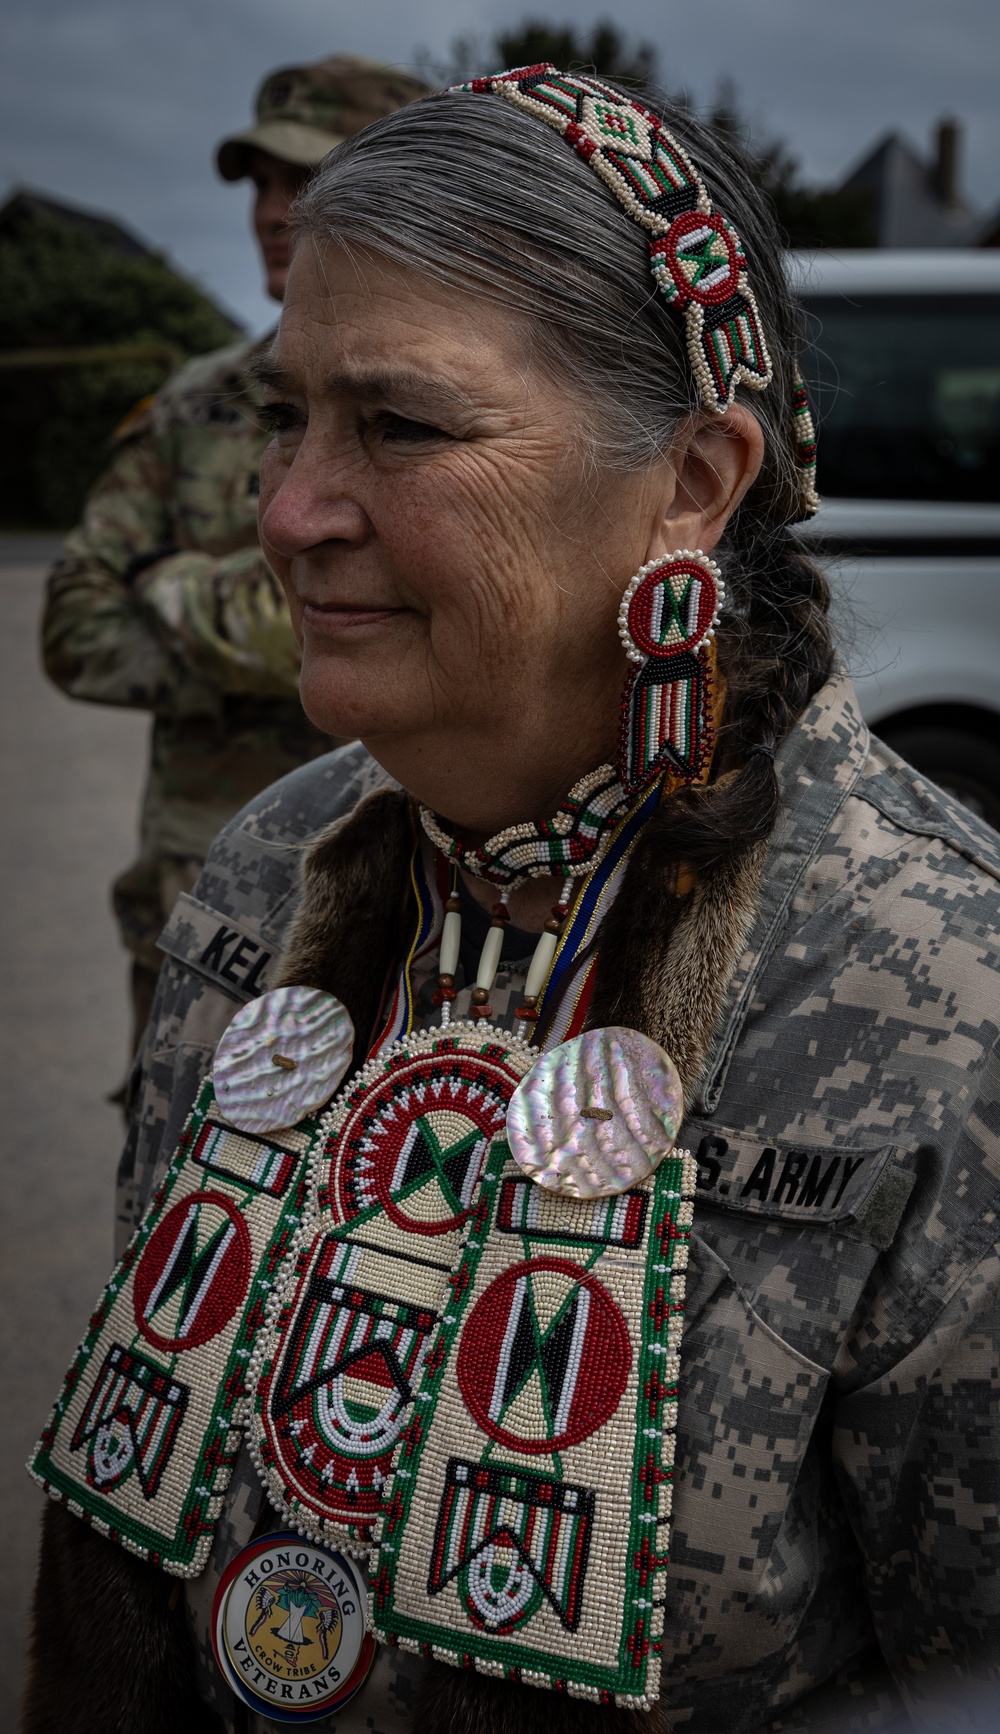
[41,335,333,1028]
[112,671,1000,1731]
[41,53,431,1050]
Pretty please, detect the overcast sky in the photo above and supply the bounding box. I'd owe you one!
[2,0,998,334]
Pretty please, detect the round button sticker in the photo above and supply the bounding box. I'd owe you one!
[212,1533,375,1721]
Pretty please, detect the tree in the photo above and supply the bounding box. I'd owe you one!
[705,81,875,249]
[415,19,657,92]
[0,207,239,527]
[415,20,874,250]
[494,20,657,91]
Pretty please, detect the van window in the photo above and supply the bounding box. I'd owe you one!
[800,294,1000,502]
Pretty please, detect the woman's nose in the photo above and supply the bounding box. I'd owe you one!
[259,447,371,557]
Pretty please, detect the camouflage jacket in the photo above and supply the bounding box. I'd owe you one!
[41,334,330,865]
[101,670,1000,1730]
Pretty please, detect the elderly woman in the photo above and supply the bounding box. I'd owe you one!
[26,67,1000,1734]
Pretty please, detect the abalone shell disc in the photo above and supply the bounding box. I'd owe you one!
[506,1027,683,1198]
[213,986,355,1135]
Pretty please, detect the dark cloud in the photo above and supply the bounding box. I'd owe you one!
[1,0,997,333]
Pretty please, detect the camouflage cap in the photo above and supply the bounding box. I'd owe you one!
[217,54,431,181]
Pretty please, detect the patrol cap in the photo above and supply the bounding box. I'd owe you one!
[216,54,431,181]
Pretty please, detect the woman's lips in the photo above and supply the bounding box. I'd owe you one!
[301,601,409,637]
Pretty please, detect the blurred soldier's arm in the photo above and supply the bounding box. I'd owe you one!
[42,366,302,711]
[42,413,186,710]
[133,537,301,699]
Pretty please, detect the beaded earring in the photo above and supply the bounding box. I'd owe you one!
[617,548,723,794]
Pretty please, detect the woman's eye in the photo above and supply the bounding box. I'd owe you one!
[258,402,302,436]
[373,412,446,445]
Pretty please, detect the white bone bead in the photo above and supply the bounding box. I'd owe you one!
[439,909,462,978]
[524,929,559,1001]
[475,924,505,992]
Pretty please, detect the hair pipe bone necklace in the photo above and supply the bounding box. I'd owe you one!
[431,870,575,1038]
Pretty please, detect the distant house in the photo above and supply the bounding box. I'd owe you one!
[835,120,992,249]
[0,187,157,261]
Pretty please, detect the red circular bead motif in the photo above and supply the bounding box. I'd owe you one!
[625,557,720,660]
[656,210,742,308]
[133,1191,251,1352]
[331,1042,522,1237]
[457,1256,631,1453]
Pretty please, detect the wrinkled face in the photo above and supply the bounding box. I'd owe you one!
[258,241,659,798]
[247,148,311,301]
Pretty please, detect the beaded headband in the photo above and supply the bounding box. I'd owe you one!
[454,64,820,519]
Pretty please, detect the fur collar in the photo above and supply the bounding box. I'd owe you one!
[273,786,417,1072]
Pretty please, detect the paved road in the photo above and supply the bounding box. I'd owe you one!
[0,536,148,1729]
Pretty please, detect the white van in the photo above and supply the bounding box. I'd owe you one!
[789,250,1000,824]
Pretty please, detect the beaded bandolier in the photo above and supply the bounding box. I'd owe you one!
[28,63,815,1723]
[31,772,696,1709]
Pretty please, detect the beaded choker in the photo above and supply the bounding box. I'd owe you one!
[419,760,631,887]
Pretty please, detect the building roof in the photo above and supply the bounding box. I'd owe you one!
[0,188,154,259]
[837,123,981,248]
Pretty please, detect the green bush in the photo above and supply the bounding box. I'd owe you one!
[0,210,239,527]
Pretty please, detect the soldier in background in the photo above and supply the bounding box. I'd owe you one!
[41,55,428,1057]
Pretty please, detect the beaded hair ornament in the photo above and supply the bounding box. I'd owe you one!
[455,63,820,516]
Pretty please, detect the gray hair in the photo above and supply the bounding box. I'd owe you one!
[292,86,835,866]
[293,88,805,525]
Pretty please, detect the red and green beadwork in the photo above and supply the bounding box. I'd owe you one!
[459,65,772,416]
[248,1026,534,1553]
[616,549,723,794]
[456,65,820,519]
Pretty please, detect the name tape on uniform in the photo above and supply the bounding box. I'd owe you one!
[683,1121,895,1224]
[158,892,275,1001]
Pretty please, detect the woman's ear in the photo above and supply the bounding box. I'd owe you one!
[645,404,764,560]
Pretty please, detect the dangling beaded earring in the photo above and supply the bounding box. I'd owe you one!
[617,548,723,795]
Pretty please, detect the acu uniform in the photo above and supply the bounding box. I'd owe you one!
[41,335,322,1041]
[78,670,999,1732]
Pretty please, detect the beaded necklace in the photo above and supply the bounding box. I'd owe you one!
[418,760,630,887]
[433,877,571,1032]
[416,759,649,1037]
[401,766,665,1052]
